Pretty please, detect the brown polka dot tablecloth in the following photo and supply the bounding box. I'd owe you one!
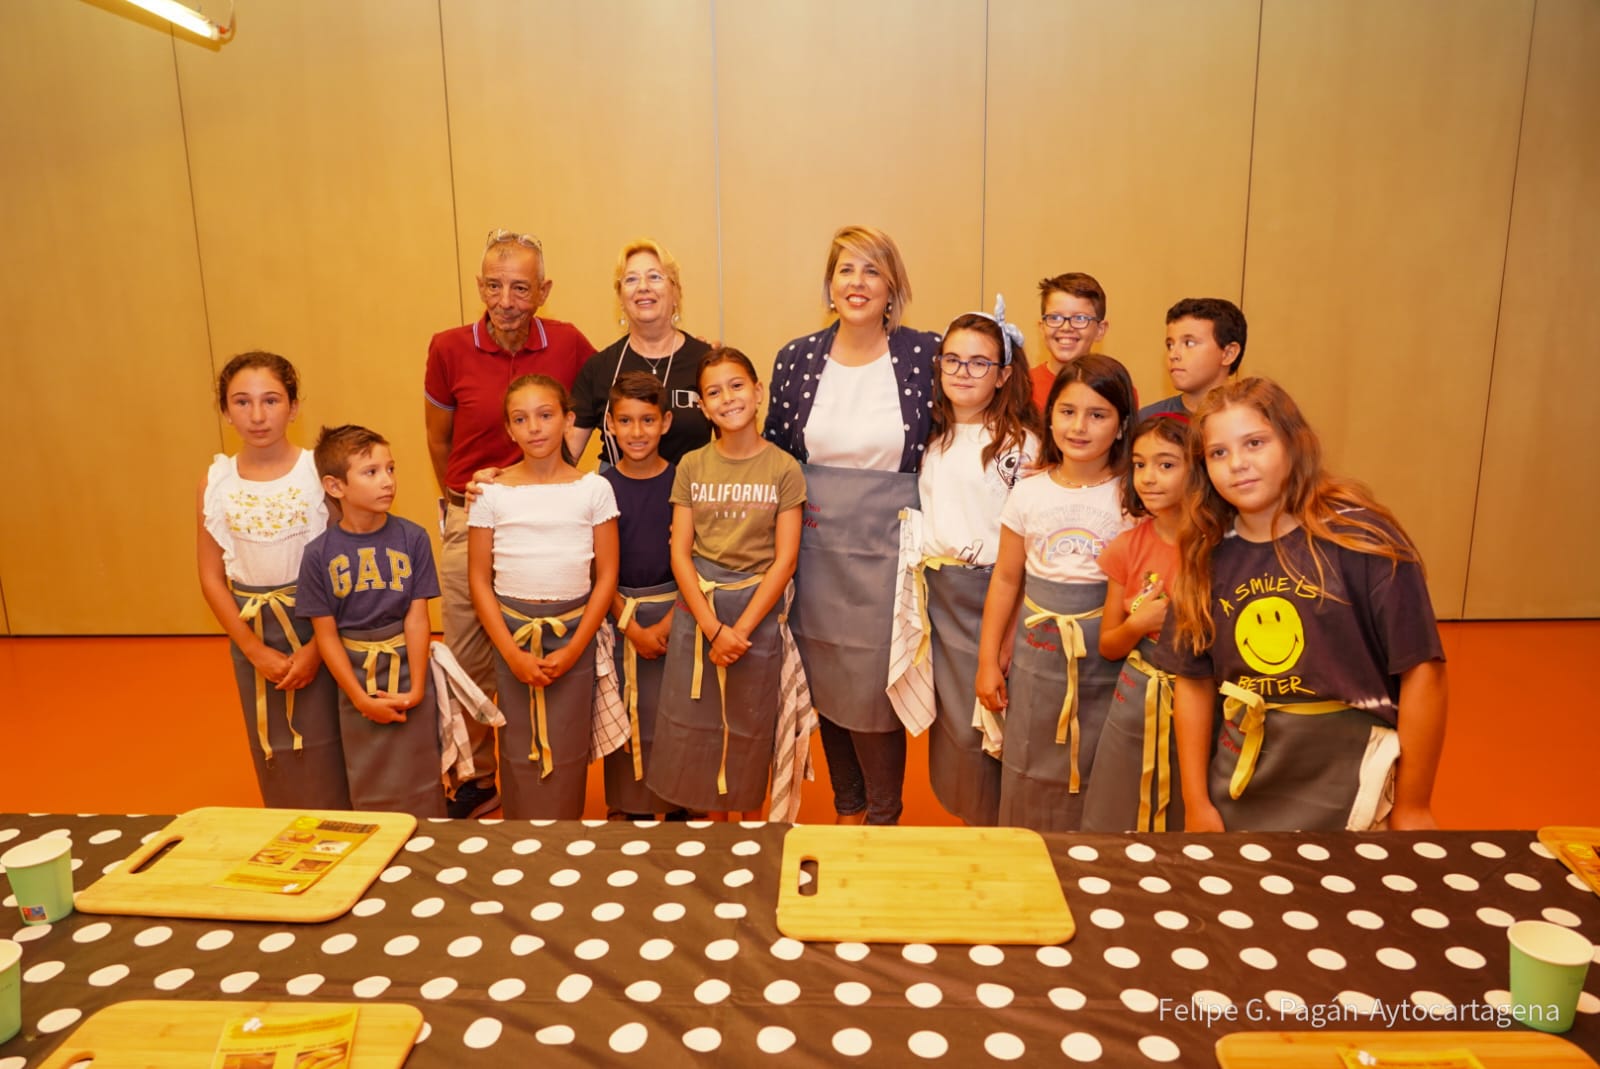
[2,816,1598,1066]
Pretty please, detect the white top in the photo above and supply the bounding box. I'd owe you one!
[803,351,903,471]
[998,471,1130,583]
[467,474,620,601]
[202,449,329,586]
[918,424,1040,566]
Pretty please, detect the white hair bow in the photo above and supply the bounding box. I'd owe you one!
[983,294,1026,366]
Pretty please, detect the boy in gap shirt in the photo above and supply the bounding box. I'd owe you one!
[297,425,446,818]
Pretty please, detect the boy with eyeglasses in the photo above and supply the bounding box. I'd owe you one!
[1138,297,1247,420]
[1031,272,1109,414]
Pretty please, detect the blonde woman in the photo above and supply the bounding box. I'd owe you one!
[569,239,712,466]
[763,225,940,825]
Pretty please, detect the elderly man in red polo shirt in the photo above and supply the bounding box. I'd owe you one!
[424,228,596,818]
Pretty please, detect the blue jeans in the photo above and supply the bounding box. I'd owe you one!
[819,717,906,825]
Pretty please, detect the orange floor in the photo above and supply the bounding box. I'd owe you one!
[1,621,1595,827]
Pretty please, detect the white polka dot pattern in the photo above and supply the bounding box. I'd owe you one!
[7,818,1599,1066]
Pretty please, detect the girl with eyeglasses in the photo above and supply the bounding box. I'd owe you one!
[909,304,1040,826]
[976,354,1136,832]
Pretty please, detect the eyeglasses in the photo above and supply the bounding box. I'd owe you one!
[621,270,670,290]
[1041,313,1099,329]
[938,354,997,378]
[484,228,543,253]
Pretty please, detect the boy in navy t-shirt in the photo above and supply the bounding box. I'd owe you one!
[1139,297,1246,419]
[298,425,446,817]
[600,372,681,819]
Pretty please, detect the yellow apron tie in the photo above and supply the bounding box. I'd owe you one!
[1124,647,1176,832]
[1219,681,1350,799]
[499,603,586,778]
[616,590,679,781]
[1022,595,1103,794]
[690,571,765,796]
[912,556,972,667]
[232,583,304,762]
[341,634,406,697]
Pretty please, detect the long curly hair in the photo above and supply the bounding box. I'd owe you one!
[1171,377,1423,655]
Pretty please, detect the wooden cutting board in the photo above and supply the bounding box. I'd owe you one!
[776,825,1073,944]
[1539,826,1600,897]
[36,1000,422,1068]
[1215,1030,1598,1067]
[76,807,415,922]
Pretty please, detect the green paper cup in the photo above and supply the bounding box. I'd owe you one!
[1508,918,1593,1033]
[0,836,74,926]
[0,938,20,1044]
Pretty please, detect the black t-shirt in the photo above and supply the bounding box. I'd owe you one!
[1148,510,1443,727]
[602,464,675,590]
[571,333,712,464]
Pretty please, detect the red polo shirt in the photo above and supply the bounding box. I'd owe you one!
[1031,362,1060,415]
[424,314,596,491]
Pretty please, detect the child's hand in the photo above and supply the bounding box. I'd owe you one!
[975,661,1008,713]
[650,613,674,653]
[276,643,323,691]
[1184,800,1226,832]
[510,649,551,688]
[626,618,669,660]
[248,645,293,685]
[463,467,505,508]
[1126,581,1170,635]
[356,692,407,724]
[710,624,752,667]
[539,644,581,681]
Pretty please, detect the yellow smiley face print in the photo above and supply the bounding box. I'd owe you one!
[1234,595,1305,675]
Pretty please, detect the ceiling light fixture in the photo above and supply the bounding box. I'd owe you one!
[122,0,235,43]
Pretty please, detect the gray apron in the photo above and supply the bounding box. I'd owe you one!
[925,563,1001,826]
[494,593,595,820]
[228,582,350,811]
[604,580,677,815]
[1211,686,1392,831]
[336,622,446,818]
[1081,638,1183,832]
[791,464,919,732]
[997,574,1116,833]
[648,557,784,812]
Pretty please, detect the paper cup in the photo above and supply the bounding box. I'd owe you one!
[0,938,20,1044]
[0,836,74,925]
[1508,918,1593,1033]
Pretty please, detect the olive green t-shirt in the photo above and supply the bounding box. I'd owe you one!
[670,442,807,573]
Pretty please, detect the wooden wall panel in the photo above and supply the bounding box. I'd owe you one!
[1241,0,1533,619]
[439,0,720,360]
[175,1,461,563]
[715,0,986,379]
[1466,0,1600,618]
[0,1,217,634]
[983,1,1258,407]
[1,1,1593,632]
